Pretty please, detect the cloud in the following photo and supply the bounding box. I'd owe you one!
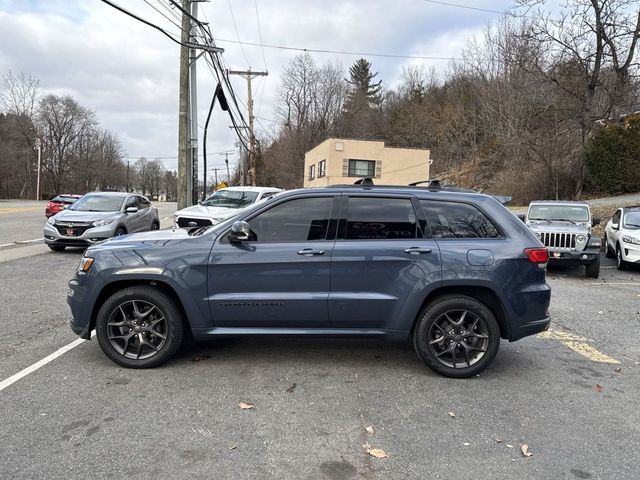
[0,0,514,182]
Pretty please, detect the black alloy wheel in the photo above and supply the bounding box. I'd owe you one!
[96,286,184,368]
[151,221,160,230]
[413,295,500,378]
[114,227,126,237]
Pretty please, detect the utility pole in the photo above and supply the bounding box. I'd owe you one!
[34,140,41,201]
[212,167,219,188]
[228,68,267,186]
[189,0,199,205]
[224,153,231,184]
[126,160,130,192]
[177,0,191,210]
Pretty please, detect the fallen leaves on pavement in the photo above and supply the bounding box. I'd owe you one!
[447,411,456,418]
[595,384,603,393]
[521,444,532,457]
[366,448,387,459]
[365,426,374,434]
[286,383,297,393]
[238,402,255,410]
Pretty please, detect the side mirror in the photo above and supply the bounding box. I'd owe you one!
[591,217,600,226]
[125,206,139,214]
[516,213,526,222]
[228,220,250,243]
[611,223,619,231]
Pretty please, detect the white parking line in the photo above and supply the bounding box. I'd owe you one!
[0,331,95,392]
[0,238,43,248]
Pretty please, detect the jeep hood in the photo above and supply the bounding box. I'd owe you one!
[527,222,591,234]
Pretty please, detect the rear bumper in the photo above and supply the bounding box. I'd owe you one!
[512,316,551,341]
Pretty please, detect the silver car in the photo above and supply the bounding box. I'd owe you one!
[44,192,159,251]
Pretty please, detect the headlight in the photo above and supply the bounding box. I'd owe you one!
[575,234,587,250]
[78,256,94,272]
[92,217,117,227]
[47,217,56,225]
[622,235,640,245]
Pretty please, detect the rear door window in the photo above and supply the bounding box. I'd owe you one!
[341,197,420,240]
[420,201,500,238]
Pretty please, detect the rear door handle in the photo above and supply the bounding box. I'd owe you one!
[297,248,325,256]
[404,247,432,255]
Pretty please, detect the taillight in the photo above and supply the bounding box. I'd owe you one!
[47,202,54,208]
[524,247,549,263]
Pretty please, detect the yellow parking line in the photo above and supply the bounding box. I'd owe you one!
[538,329,621,364]
[0,207,41,214]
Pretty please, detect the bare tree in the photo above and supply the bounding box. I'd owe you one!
[517,0,640,197]
[37,94,97,194]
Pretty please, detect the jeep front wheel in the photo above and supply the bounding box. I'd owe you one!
[96,286,184,368]
[586,256,600,278]
[413,295,500,378]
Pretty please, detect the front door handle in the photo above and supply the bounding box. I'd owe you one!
[297,248,325,256]
[404,247,432,255]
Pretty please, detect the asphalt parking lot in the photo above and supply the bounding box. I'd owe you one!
[1,204,639,479]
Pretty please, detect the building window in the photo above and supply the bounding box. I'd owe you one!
[308,164,316,180]
[319,160,326,178]
[348,159,375,177]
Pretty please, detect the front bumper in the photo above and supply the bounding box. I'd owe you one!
[44,222,115,248]
[621,243,640,264]
[68,275,95,339]
[547,249,599,265]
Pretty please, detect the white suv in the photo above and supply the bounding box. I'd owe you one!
[174,186,282,228]
[604,206,640,269]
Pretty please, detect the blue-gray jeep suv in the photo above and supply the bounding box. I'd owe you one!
[68,184,551,378]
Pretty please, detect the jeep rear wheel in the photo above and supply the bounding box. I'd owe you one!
[96,286,184,368]
[413,295,500,378]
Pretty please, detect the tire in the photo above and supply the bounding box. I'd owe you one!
[413,295,501,378]
[616,244,627,270]
[604,234,614,258]
[95,286,185,368]
[48,245,66,251]
[114,227,126,237]
[151,221,160,231]
[586,255,600,278]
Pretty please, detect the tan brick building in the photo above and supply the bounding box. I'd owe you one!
[303,138,431,187]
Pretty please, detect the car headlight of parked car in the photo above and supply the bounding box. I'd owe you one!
[575,234,587,250]
[47,217,56,225]
[622,235,640,245]
[92,217,117,227]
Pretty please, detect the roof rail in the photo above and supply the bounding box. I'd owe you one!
[409,179,442,190]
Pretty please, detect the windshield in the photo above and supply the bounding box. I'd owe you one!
[70,195,125,212]
[528,205,590,222]
[624,211,640,229]
[202,190,259,209]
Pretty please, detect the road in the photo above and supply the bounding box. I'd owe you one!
[0,203,639,479]
[0,200,177,249]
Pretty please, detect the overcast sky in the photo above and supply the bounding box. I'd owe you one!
[0,0,535,184]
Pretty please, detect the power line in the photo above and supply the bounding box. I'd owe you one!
[253,0,268,71]
[98,0,217,51]
[212,37,461,61]
[422,0,504,15]
[226,0,251,66]
[143,0,182,30]
[422,0,536,20]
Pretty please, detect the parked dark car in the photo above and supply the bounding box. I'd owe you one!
[45,194,82,217]
[68,184,551,378]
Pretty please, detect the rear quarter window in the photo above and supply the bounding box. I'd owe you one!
[420,200,500,239]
